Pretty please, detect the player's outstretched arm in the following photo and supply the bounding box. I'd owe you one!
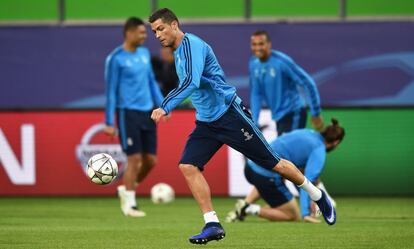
[281,53,323,129]
[299,147,326,219]
[159,36,204,115]
[249,60,262,124]
[311,116,324,131]
[104,54,120,127]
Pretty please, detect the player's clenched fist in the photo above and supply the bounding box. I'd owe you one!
[151,108,167,123]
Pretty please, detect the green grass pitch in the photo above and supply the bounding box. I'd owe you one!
[0,197,413,248]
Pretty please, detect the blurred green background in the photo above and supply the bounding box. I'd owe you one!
[0,0,413,21]
[316,109,414,195]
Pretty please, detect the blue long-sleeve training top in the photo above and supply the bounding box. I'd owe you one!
[105,46,164,126]
[249,50,321,124]
[247,129,326,217]
[160,33,236,122]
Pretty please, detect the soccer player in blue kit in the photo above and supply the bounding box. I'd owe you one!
[104,17,164,217]
[149,8,336,244]
[247,30,332,209]
[227,119,345,223]
[250,30,323,134]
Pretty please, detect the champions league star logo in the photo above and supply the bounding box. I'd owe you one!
[76,123,127,180]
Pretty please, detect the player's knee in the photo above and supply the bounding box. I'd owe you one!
[179,163,198,176]
[144,155,157,168]
[273,159,289,175]
[149,157,157,168]
[127,154,142,168]
[128,153,142,162]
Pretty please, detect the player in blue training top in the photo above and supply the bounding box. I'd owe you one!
[249,30,323,135]
[149,8,336,245]
[226,119,345,223]
[104,17,164,218]
[247,30,327,208]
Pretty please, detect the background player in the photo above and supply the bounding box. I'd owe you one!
[249,30,331,204]
[227,118,345,222]
[250,30,323,135]
[149,8,336,245]
[104,17,164,217]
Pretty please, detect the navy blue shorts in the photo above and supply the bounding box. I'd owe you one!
[276,107,307,135]
[245,164,293,208]
[180,97,280,171]
[116,108,156,155]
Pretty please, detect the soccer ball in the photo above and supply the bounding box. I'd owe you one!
[86,153,118,185]
[151,183,175,204]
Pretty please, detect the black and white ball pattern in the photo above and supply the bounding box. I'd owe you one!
[87,153,118,185]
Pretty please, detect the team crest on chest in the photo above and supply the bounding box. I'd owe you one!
[176,55,181,66]
[270,67,276,77]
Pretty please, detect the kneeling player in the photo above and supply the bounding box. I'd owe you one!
[226,161,303,222]
[227,118,345,223]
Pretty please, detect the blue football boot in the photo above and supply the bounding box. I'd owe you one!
[189,222,226,244]
[315,189,336,225]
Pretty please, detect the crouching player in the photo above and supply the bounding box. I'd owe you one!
[226,162,303,222]
[227,119,345,223]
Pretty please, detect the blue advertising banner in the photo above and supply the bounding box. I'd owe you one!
[0,22,413,108]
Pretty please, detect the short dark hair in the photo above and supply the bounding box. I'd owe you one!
[321,118,345,143]
[149,8,179,26]
[123,17,144,36]
[252,30,271,42]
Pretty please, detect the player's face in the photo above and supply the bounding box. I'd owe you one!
[251,35,271,60]
[127,25,147,47]
[150,19,178,47]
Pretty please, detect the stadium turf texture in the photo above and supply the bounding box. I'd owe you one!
[0,197,413,248]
